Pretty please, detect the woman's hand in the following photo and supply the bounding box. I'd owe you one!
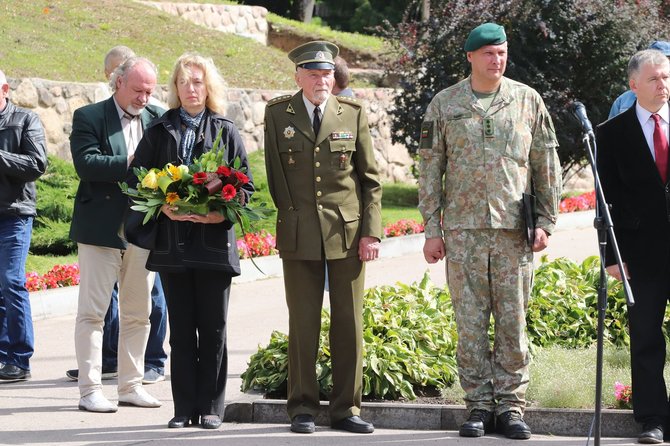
[160,205,225,224]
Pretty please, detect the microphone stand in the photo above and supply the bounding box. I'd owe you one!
[579,127,634,446]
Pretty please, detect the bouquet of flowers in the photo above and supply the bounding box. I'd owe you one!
[119,129,272,233]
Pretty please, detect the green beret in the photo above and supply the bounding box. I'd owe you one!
[464,23,506,52]
[288,40,339,70]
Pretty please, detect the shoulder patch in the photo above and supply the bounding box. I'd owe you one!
[267,95,292,107]
[420,121,434,149]
[336,96,361,108]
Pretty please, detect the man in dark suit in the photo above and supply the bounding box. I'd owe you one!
[70,57,163,413]
[264,41,382,434]
[597,48,670,444]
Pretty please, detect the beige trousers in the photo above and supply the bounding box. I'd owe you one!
[74,243,154,397]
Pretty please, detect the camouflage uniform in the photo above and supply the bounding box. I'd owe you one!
[418,76,561,414]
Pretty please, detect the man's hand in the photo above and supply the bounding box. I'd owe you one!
[423,237,445,264]
[358,236,380,262]
[160,205,225,224]
[606,263,630,281]
[532,228,549,252]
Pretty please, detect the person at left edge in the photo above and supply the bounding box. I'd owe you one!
[0,69,48,382]
[70,56,164,413]
[127,52,255,430]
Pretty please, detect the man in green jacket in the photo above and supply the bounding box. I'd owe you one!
[264,40,382,435]
[69,57,164,413]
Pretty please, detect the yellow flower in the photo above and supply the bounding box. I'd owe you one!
[140,170,159,190]
[166,192,180,205]
[156,170,167,178]
[167,163,182,180]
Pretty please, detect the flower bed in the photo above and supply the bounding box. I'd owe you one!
[26,263,80,292]
[237,230,277,259]
[559,190,595,213]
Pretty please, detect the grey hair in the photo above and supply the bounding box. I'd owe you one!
[111,56,157,92]
[628,49,669,79]
[104,46,135,75]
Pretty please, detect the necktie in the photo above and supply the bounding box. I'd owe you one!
[313,106,321,136]
[123,113,138,153]
[652,113,668,183]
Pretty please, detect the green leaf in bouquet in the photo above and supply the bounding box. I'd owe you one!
[157,175,175,194]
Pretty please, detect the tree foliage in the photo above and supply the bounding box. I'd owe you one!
[381,0,669,178]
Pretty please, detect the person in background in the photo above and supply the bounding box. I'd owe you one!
[332,56,355,98]
[127,53,254,430]
[70,57,164,413]
[609,41,670,118]
[418,23,561,440]
[65,45,168,386]
[264,40,382,435]
[0,69,48,382]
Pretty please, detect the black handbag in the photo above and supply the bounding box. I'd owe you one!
[124,209,157,250]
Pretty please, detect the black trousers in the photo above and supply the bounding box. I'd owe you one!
[160,269,232,419]
[628,274,670,423]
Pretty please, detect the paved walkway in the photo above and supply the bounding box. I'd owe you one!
[1,211,642,445]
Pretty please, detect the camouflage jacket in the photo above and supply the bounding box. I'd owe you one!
[417,76,561,238]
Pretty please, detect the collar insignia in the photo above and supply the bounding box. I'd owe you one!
[286,103,295,114]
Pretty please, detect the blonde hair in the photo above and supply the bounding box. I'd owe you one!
[167,53,227,115]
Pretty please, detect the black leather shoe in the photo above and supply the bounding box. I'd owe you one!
[331,416,374,434]
[459,409,494,437]
[168,416,191,428]
[0,364,31,382]
[65,367,117,381]
[639,422,663,444]
[201,415,222,430]
[291,414,315,433]
[497,411,531,440]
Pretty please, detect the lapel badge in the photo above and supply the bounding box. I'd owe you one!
[337,105,343,115]
[286,103,295,114]
[283,126,296,139]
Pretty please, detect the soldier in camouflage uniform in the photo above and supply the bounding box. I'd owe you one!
[417,23,561,440]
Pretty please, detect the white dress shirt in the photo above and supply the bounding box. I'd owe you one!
[635,101,670,161]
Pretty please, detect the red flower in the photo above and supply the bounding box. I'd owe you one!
[217,166,232,177]
[234,170,249,185]
[192,172,208,185]
[221,184,237,201]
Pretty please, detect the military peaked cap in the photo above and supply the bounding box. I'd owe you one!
[288,40,339,70]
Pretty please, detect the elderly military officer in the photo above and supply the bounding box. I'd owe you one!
[418,23,561,440]
[264,40,382,435]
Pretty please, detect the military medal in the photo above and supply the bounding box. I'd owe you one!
[283,126,295,139]
[288,148,295,165]
[339,152,348,169]
[331,131,354,140]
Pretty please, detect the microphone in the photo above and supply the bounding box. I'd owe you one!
[570,101,594,135]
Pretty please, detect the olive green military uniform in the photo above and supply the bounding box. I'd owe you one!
[418,76,561,415]
[264,91,382,421]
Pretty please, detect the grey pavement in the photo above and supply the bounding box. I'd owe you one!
[2,210,644,445]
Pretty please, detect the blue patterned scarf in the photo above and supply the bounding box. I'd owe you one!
[179,107,205,165]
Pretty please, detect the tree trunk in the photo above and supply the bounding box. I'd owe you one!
[290,0,315,22]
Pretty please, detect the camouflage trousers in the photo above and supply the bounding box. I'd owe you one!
[444,228,533,415]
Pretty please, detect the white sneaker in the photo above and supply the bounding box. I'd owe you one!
[78,391,118,413]
[118,387,162,408]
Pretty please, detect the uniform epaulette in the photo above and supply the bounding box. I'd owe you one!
[336,96,361,107]
[267,95,292,107]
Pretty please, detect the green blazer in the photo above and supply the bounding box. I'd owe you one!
[69,97,164,249]
[264,92,382,260]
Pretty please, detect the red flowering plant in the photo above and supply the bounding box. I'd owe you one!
[383,219,425,238]
[26,263,80,292]
[237,230,277,259]
[614,381,632,409]
[559,190,596,213]
[119,129,272,233]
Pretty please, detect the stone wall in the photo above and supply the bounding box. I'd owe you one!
[139,1,269,45]
[7,77,413,183]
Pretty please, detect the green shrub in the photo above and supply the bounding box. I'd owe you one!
[32,155,77,255]
[242,256,654,401]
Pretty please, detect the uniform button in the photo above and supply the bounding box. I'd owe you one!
[316,191,322,197]
[315,147,320,153]
[316,176,321,182]
[318,204,323,211]
[315,161,321,168]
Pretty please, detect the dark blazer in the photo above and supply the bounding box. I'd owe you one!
[127,108,254,276]
[69,97,164,249]
[264,92,382,261]
[596,103,670,278]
